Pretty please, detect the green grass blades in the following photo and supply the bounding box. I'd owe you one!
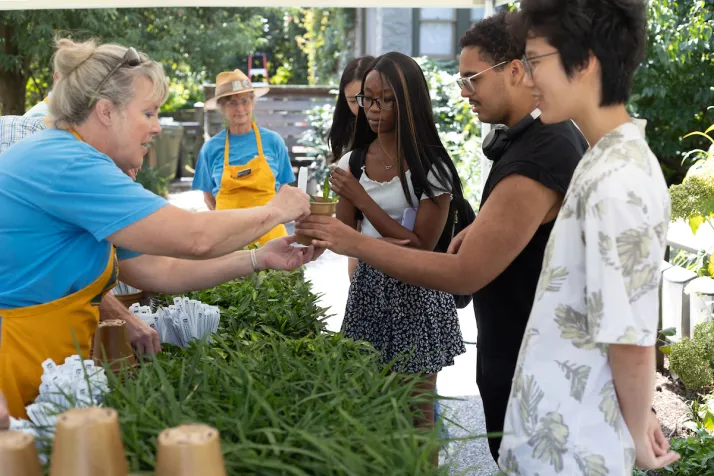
[154,270,330,342]
[104,334,448,475]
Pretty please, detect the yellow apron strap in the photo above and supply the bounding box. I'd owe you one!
[252,122,265,157]
[68,129,84,142]
[223,128,231,168]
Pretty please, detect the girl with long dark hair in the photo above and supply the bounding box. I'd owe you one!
[327,56,374,280]
[312,52,467,451]
[327,55,375,162]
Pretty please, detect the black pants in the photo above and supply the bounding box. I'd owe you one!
[476,349,519,464]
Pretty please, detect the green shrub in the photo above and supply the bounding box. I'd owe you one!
[104,334,447,475]
[669,337,714,390]
[694,320,714,369]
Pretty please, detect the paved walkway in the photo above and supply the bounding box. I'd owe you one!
[168,189,499,475]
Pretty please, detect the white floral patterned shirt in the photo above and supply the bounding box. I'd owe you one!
[498,122,671,475]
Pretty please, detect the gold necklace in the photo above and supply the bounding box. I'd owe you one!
[377,139,397,170]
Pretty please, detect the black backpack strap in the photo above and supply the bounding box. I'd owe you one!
[348,149,367,221]
[348,148,365,181]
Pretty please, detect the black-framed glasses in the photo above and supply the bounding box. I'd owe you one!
[88,47,142,108]
[455,61,508,93]
[355,94,395,111]
[522,52,559,77]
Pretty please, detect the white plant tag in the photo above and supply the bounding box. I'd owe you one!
[297,166,308,192]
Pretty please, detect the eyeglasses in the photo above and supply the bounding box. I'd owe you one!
[223,97,254,108]
[355,94,395,111]
[455,61,508,93]
[522,52,559,77]
[88,47,142,108]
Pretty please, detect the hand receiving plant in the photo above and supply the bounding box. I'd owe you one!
[329,168,366,206]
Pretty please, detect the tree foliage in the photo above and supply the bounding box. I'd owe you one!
[629,0,714,185]
[0,7,355,115]
[0,8,264,114]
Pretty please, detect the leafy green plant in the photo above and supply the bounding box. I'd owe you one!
[628,0,714,185]
[669,114,714,235]
[669,336,714,391]
[155,269,329,341]
[103,334,449,475]
[135,166,169,198]
[671,249,713,277]
[315,175,339,202]
[634,429,714,475]
[694,321,714,370]
[298,102,336,188]
[693,391,714,434]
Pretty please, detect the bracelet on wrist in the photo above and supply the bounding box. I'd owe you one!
[250,249,260,272]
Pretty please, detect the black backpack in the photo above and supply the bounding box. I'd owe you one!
[348,148,476,309]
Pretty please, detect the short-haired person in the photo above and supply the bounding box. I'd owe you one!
[497,0,680,473]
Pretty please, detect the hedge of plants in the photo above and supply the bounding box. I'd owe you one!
[100,269,449,475]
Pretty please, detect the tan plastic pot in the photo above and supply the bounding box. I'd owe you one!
[296,198,338,246]
[155,424,226,476]
[91,319,137,372]
[50,407,128,476]
[0,431,42,476]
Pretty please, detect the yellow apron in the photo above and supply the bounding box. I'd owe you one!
[215,123,287,246]
[0,248,118,418]
[0,128,119,419]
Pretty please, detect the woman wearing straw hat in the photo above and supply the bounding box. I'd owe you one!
[0,39,315,420]
[193,69,296,246]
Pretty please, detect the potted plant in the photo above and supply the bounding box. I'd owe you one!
[296,176,339,245]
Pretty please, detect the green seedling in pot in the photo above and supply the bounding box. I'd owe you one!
[311,176,340,202]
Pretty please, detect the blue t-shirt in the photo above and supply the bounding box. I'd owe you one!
[192,127,295,196]
[0,128,168,309]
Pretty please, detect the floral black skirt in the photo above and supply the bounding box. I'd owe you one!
[342,261,466,374]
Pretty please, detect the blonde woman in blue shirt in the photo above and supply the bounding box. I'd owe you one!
[0,38,314,420]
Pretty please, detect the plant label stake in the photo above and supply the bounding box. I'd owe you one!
[297,167,308,193]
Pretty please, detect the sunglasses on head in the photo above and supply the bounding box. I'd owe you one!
[88,47,141,108]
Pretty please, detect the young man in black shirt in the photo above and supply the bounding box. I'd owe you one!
[295,11,587,463]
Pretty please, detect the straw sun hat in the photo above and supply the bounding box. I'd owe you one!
[204,69,269,110]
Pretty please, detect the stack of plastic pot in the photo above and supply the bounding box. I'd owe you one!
[0,407,227,476]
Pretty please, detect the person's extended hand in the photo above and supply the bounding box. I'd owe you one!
[294,215,367,256]
[267,186,311,223]
[634,412,680,470]
[256,235,324,271]
[447,224,471,254]
[330,167,368,207]
[125,313,162,355]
